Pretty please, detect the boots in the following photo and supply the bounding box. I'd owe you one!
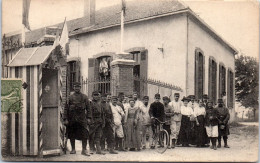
[171,139,176,148]
[70,139,76,154]
[81,139,90,156]
[118,138,126,151]
[109,148,118,154]
[223,136,230,148]
[96,141,106,155]
[212,137,217,150]
[217,137,221,148]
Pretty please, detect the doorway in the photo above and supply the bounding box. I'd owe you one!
[42,68,59,151]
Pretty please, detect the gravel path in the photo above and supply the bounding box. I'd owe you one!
[3,124,258,162]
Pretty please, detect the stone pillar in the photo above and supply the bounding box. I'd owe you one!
[110,53,135,96]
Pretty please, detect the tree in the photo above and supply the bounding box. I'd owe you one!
[235,55,259,120]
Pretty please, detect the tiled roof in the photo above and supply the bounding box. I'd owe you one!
[24,0,187,44]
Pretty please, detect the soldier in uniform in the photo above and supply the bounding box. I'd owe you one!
[163,96,173,149]
[216,99,230,148]
[169,93,182,148]
[101,94,118,154]
[63,82,91,156]
[89,91,106,155]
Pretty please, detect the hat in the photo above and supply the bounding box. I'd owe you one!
[155,93,161,98]
[203,94,209,99]
[101,94,107,97]
[207,100,213,104]
[163,96,170,101]
[218,99,224,103]
[118,92,124,97]
[174,93,180,97]
[92,91,99,96]
[128,95,133,98]
[181,97,190,102]
[128,98,135,102]
[73,82,81,87]
[143,96,149,100]
[111,96,118,100]
[189,95,195,99]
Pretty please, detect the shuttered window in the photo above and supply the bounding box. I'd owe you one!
[195,51,204,100]
[68,60,80,92]
[208,58,217,104]
[219,64,226,98]
[227,69,234,108]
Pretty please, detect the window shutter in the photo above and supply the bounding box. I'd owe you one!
[88,58,95,97]
[195,52,199,99]
[227,70,230,107]
[140,50,148,98]
[76,60,81,82]
[208,58,212,100]
[219,65,222,98]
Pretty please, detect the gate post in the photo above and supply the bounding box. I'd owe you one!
[110,52,135,96]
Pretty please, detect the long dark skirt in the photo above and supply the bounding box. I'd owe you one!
[194,115,207,146]
[189,121,196,145]
[179,115,191,145]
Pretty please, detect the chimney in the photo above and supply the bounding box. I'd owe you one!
[84,0,96,26]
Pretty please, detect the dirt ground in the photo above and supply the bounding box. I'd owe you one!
[2,122,259,162]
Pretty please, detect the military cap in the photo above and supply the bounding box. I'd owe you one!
[189,95,195,99]
[174,93,180,97]
[111,96,118,100]
[217,99,224,103]
[73,82,81,86]
[143,96,149,100]
[118,92,124,96]
[181,97,190,102]
[128,98,135,102]
[155,93,161,98]
[101,94,107,97]
[203,94,209,99]
[207,100,213,104]
[92,91,99,96]
[163,96,170,101]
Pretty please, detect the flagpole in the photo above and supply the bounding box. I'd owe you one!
[120,9,124,53]
[21,24,26,48]
[60,17,67,41]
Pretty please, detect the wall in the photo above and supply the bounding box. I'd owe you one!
[187,15,235,97]
[69,13,188,97]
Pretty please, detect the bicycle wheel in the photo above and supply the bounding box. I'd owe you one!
[155,129,169,154]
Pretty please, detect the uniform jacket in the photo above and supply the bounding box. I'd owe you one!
[216,106,230,124]
[149,101,165,122]
[205,108,219,126]
[64,92,91,129]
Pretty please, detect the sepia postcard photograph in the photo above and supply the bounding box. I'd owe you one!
[1,0,259,162]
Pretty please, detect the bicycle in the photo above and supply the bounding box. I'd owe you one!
[151,118,169,154]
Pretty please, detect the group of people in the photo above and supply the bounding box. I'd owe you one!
[63,82,230,156]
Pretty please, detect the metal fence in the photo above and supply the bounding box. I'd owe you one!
[81,75,183,99]
[134,75,183,99]
[81,77,111,97]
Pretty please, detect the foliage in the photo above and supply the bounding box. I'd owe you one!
[235,55,259,109]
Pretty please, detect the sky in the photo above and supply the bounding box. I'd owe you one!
[2,0,259,58]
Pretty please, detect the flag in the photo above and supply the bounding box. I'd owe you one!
[122,0,126,16]
[59,18,69,55]
[51,29,60,51]
[22,0,31,31]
